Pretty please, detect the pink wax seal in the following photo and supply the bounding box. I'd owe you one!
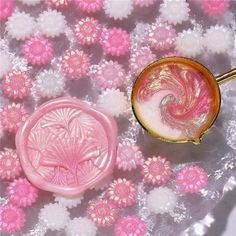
[16,97,117,197]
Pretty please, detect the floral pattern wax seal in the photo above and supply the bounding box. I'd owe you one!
[15,97,117,197]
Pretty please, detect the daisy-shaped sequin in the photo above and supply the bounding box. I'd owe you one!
[87,199,118,227]
[141,156,172,186]
[74,0,103,13]
[176,165,208,193]
[107,178,137,208]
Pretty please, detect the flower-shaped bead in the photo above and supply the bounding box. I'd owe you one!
[60,49,90,79]
[141,156,172,186]
[147,187,177,214]
[176,165,208,193]
[18,0,42,6]
[0,103,29,133]
[129,47,155,76]
[0,204,25,233]
[22,36,54,65]
[104,0,134,20]
[87,199,118,227]
[0,149,21,180]
[116,141,143,171]
[0,52,12,78]
[133,0,156,7]
[2,70,32,99]
[115,215,146,236]
[74,17,101,45]
[201,0,229,16]
[39,203,70,230]
[107,178,137,208]
[0,0,15,21]
[100,28,131,56]
[74,0,103,13]
[54,194,83,209]
[6,12,36,40]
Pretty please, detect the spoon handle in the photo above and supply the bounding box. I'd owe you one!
[216,67,236,85]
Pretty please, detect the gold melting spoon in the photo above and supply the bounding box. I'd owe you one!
[131,57,236,144]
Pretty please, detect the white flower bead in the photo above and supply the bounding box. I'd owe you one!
[0,52,12,78]
[66,217,97,236]
[97,89,129,117]
[204,25,234,54]
[35,70,65,98]
[160,0,190,25]
[54,194,84,209]
[6,12,36,40]
[147,187,177,214]
[37,9,66,38]
[175,29,204,57]
[18,0,42,6]
[104,0,134,20]
[39,203,70,231]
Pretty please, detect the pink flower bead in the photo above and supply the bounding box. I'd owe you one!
[0,204,25,233]
[129,47,155,76]
[74,17,102,45]
[148,20,176,51]
[7,178,39,207]
[116,141,143,171]
[141,156,172,186]
[100,28,131,57]
[87,199,118,227]
[115,215,146,236]
[0,149,22,180]
[107,178,137,208]
[0,103,29,133]
[201,0,230,16]
[22,36,53,65]
[2,70,32,99]
[47,0,72,8]
[133,0,156,7]
[176,165,208,193]
[0,0,15,21]
[74,0,103,13]
[61,49,90,79]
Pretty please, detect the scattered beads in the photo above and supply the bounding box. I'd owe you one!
[0,52,12,78]
[107,178,137,208]
[0,149,21,180]
[37,9,66,38]
[147,187,177,214]
[201,0,230,16]
[115,215,146,236]
[116,141,143,171]
[18,0,42,6]
[133,0,156,7]
[74,0,103,13]
[6,11,36,40]
[0,204,25,233]
[54,194,83,209]
[141,156,172,186]
[39,203,70,230]
[0,0,15,21]
[22,36,54,65]
[2,70,32,99]
[74,17,101,45]
[0,103,29,133]
[100,28,131,56]
[176,165,208,193]
[87,199,118,227]
[60,49,90,79]
[6,178,38,207]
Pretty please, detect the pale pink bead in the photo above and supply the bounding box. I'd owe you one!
[47,0,72,8]
[0,204,25,233]
[7,178,39,207]
[116,141,143,171]
[129,47,155,76]
[22,36,53,65]
[87,199,118,227]
[115,215,146,236]
[100,28,131,57]
[74,0,103,13]
[0,103,29,133]
[176,165,208,193]
[0,149,22,180]
[201,0,230,16]
[141,156,172,186]
[133,0,156,7]
[61,49,90,79]
[2,70,32,99]
[74,17,102,45]
[107,178,137,208]
[148,20,176,51]
[0,0,15,21]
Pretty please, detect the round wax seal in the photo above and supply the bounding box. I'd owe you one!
[16,97,117,197]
